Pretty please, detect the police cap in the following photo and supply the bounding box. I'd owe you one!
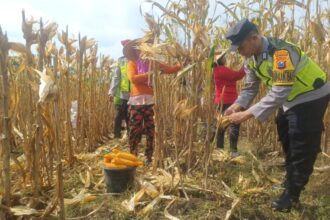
[225,18,257,51]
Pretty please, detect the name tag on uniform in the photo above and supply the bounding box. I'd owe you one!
[262,52,268,60]
[272,49,295,85]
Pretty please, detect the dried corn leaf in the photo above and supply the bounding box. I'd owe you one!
[216,1,239,21]
[57,32,66,44]
[149,168,180,191]
[278,0,307,9]
[143,181,160,198]
[138,194,162,216]
[279,25,291,39]
[139,42,164,60]
[122,188,146,212]
[252,166,261,184]
[144,13,160,36]
[322,152,330,160]
[164,198,179,220]
[76,153,97,160]
[94,176,104,190]
[248,151,265,173]
[64,189,95,206]
[230,155,247,165]
[46,42,57,56]
[174,42,188,57]
[243,187,265,195]
[85,38,96,50]
[171,63,196,86]
[9,42,27,54]
[239,174,252,190]
[174,99,188,115]
[165,44,178,57]
[10,206,40,216]
[264,175,281,184]
[33,68,57,103]
[82,195,97,203]
[326,51,330,66]
[314,166,330,172]
[13,126,24,140]
[43,22,58,39]
[15,63,26,74]
[79,172,86,185]
[238,173,244,185]
[10,155,25,170]
[222,181,237,199]
[212,149,231,162]
[224,198,240,220]
[85,170,92,188]
[146,0,189,26]
[310,20,325,43]
[176,105,198,119]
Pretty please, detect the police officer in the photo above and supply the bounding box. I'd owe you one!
[224,18,330,212]
[108,40,131,138]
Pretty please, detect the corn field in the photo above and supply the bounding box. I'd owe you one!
[0,0,329,219]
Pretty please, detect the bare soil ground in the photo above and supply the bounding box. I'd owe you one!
[61,137,330,220]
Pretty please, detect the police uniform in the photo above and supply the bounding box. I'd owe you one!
[226,18,330,211]
[108,56,131,138]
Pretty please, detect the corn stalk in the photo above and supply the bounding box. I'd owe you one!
[0,26,11,210]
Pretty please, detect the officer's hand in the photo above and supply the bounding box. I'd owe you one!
[224,103,242,116]
[228,110,253,124]
[108,95,113,102]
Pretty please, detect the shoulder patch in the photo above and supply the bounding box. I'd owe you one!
[272,49,295,86]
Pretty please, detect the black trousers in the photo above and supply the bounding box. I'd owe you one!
[216,104,240,152]
[276,94,329,193]
[114,99,129,138]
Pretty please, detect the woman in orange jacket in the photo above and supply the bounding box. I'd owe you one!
[123,38,181,164]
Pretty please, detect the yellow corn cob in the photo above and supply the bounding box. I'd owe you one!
[116,152,138,161]
[104,162,127,169]
[112,158,139,167]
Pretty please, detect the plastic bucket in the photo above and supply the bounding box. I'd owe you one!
[103,166,136,193]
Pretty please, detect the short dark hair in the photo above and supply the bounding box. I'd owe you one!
[248,29,259,36]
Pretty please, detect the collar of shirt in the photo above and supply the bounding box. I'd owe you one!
[253,37,269,65]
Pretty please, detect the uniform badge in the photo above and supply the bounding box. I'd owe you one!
[272,49,295,86]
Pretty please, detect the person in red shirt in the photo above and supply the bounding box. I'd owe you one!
[213,52,245,155]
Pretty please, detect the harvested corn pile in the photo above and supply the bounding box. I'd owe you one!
[103,148,144,168]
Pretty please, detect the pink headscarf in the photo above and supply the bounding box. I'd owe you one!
[121,39,131,46]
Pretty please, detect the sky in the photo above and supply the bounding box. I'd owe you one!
[0,0,326,59]
[0,0,151,59]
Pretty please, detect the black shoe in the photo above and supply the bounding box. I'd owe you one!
[271,190,299,212]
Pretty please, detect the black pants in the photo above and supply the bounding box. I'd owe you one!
[114,99,129,138]
[276,94,329,193]
[216,104,240,152]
